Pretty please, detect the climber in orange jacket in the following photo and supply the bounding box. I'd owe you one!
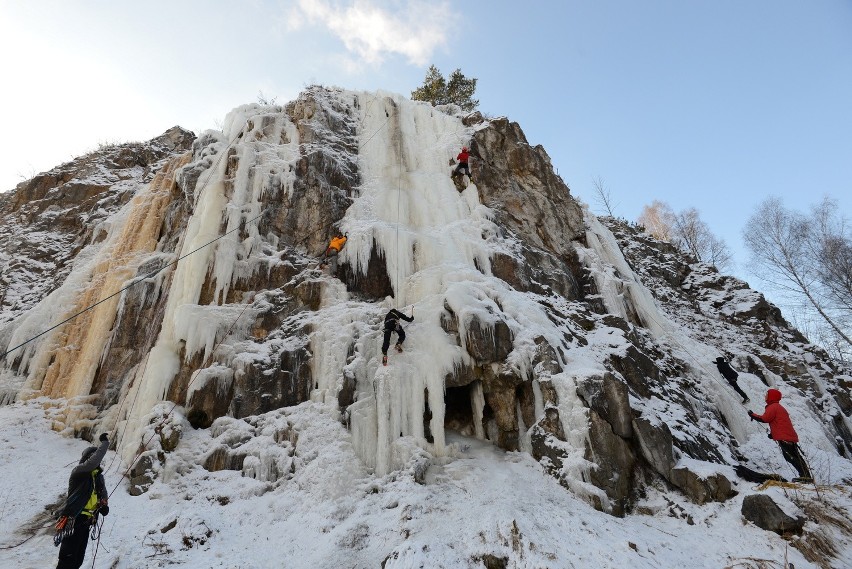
[748,388,813,482]
[321,232,347,271]
[452,146,472,180]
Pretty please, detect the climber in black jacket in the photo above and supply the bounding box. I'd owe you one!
[713,357,750,404]
[381,308,414,365]
[55,433,110,569]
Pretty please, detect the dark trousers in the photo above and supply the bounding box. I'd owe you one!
[57,515,92,569]
[323,248,339,271]
[777,441,812,479]
[453,162,471,177]
[727,379,748,401]
[381,327,405,355]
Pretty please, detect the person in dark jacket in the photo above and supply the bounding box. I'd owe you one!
[748,389,812,482]
[55,433,110,569]
[713,356,749,403]
[381,308,414,365]
[452,147,471,180]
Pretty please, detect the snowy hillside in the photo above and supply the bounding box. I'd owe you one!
[1,87,851,568]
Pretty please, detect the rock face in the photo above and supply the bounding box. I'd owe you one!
[1,87,850,524]
[0,127,195,327]
[472,118,585,299]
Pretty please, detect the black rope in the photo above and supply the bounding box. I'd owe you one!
[0,210,266,362]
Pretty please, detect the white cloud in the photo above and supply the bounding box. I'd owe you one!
[290,0,450,66]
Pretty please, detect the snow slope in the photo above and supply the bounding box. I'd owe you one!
[2,400,843,569]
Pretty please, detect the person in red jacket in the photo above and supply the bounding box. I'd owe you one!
[452,146,472,180]
[748,389,812,482]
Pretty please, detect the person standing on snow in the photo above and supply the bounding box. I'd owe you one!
[748,389,813,482]
[452,146,472,180]
[713,356,750,403]
[55,433,110,569]
[381,308,414,365]
[321,232,347,272]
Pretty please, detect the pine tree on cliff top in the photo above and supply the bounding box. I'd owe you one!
[411,65,479,112]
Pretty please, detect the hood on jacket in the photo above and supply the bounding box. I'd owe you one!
[80,446,98,463]
[715,357,726,363]
[765,388,782,404]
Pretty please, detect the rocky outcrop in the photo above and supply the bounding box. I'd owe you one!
[471,118,585,299]
[0,127,195,333]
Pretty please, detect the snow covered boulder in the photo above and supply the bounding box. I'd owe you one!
[741,494,805,534]
[669,466,735,505]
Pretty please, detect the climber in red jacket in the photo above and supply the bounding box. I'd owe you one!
[748,388,812,482]
[452,146,472,180]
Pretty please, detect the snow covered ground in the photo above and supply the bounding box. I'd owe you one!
[2,400,845,569]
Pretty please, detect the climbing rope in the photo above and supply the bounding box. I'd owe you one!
[395,127,403,306]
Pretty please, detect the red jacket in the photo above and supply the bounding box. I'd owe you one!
[751,389,798,442]
[457,150,470,164]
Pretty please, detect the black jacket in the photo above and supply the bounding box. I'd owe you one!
[714,360,738,382]
[61,439,108,518]
[384,309,413,331]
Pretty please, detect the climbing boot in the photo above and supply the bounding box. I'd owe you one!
[395,344,403,353]
[382,355,388,366]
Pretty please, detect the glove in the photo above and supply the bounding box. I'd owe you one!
[99,432,108,442]
[747,411,756,421]
[767,432,773,439]
[99,505,109,516]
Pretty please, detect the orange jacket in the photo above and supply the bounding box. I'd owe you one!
[328,236,347,252]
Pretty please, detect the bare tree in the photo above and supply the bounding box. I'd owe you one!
[809,198,852,313]
[637,201,732,271]
[743,196,852,352]
[591,176,618,217]
[637,200,674,241]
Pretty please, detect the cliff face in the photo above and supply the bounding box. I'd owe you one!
[1,87,850,530]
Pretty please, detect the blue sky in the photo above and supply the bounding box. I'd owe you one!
[1,0,850,294]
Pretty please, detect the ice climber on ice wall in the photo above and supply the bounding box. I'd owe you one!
[713,356,750,404]
[381,307,414,366]
[321,231,347,272]
[451,146,471,180]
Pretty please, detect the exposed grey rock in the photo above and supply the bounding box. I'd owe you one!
[633,417,675,478]
[464,314,513,364]
[186,367,235,429]
[741,494,805,534]
[338,369,357,410]
[585,410,636,516]
[462,111,484,126]
[128,453,158,496]
[203,446,247,472]
[669,467,735,505]
[576,373,633,439]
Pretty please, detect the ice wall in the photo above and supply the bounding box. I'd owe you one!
[118,107,298,461]
[319,92,590,474]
